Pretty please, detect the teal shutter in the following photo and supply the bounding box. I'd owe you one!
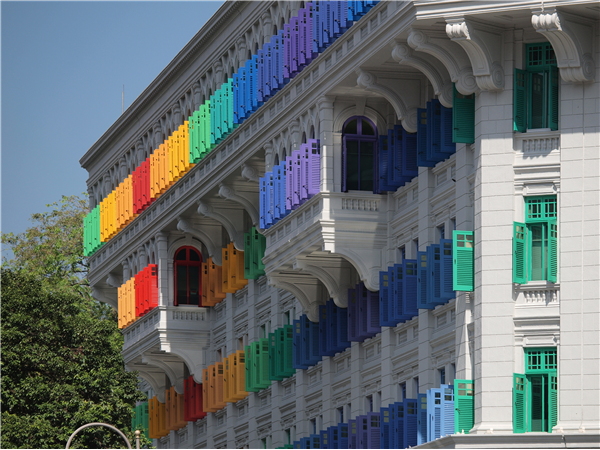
[452,84,475,144]
[454,379,474,434]
[547,219,558,283]
[514,69,528,132]
[548,66,559,131]
[513,222,528,284]
[548,372,558,431]
[453,230,474,291]
[513,373,527,433]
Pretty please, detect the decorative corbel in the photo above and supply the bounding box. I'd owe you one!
[446,18,505,91]
[407,29,478,95]
[531,8,595,83]
[293,258,354,308]
[197,201,245,250]
[268,274,324,322]
[218,183,260,227]
[356,69,418,132]
[176,217,221,265]
[241,163,260,182]
[392,43,454,108]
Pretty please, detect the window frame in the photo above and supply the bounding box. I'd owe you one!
[342,116,379,193]
[173,246,203,306]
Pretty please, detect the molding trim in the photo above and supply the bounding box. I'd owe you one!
[445,18,505,91]
[176,217,221,265]
[218,183,260,227]
[531,8,595,83]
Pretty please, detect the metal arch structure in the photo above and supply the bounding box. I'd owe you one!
[65,422,132,449]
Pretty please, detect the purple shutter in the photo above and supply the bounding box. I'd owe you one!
[326,1,334,43]
[292,150,301,207]
[297,9,307,67]
[300,144,309,201]
[266,171,274,226]
[308,139,320,196]
[309,2,319,56]
[280,163,288,217]
[286,156,293,210]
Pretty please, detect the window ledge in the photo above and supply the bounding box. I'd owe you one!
[513,129,560,154]
[516,280,559,290]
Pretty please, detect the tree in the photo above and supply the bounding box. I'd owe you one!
[1,195,150,449]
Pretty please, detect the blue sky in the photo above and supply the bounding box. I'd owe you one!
[1,1,224,256]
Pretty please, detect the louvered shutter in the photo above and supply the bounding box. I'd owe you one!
[379,270,394,326]
[404,398,418,447]
[320,429,328,449]
[417,251,431,309]
[256,50,264,105]
[291,150,301,207]
[379,134,391,192]
[439,239,455,301]
[514,68,528,132]
[548,66,559,131]
[347,287,358,341]
[368,412,381,449]
[310,317,321,365]
[259,177,266,229]
[547,219,558,283]
[366,287,381,335]
[452,84,475,144]
[326,299,336,353]
[417,108,435,167]
[357,283,368,340]
[427,388,443,441]
[417,392,427,445]
[338,423,349,448]
[513,222,528,284]
[239,67,247,121]
[381,407,391,449]
[319,305,331,356]
[299,144,309,201]
[428,100,446,162]
[280,163,289,217]
[293,319,306,369]
[271,34,281,90]
[393,263,408,323]
[244,232,252,279]
[402,260,418,317]
[349,419,358,449]
[308,139,321,196]
[291,17,299,75]
[266,172,274,226]
[283,24,291,80]
[441,385,455,437]
[453,231,474,291]
[286,157,294,210]
[548,372,558,431]
[513,373,527,433]
[244,60,252,115]
[440,104,456,154]
[454,379,474,434]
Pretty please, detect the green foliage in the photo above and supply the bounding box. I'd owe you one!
[1,195,149,448]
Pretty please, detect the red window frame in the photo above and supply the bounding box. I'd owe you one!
[174,246,203,306]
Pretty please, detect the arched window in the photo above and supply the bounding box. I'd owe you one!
[342,116,378,192]
[174,246,202,306]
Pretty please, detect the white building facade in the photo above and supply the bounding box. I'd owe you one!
[81,1,600,448]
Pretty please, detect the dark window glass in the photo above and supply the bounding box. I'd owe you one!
[176,249,186,260]
[174,246,203,306]
[342,116,378,192]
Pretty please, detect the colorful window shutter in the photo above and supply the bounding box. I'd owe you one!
[440,103,456,154]
[404,398,418,448]
[548,219,558,283]
[513,373,527,433]
[513,222,528,284]
[417,393,427,445]
[514,68,528,132]
[454,379,474,434]
[379,269,394,327]
[453,230,474,291]
[417,108,434,168]
[403,259,419,317]
[417,251,432,309]
[452,84,475,144]
[439,238,455,300]
[548,372,558,431]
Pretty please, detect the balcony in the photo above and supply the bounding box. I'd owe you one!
[262,191,388,320]
[122,305,211,399]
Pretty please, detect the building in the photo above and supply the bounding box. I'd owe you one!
[80,1,600,448]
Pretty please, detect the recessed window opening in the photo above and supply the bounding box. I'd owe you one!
[342,116,378,192]
[174,246,202,306]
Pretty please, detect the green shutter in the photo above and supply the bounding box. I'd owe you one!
[548,372,558,431]
[513,222,528,284]
[454,379,474,434]
[244,232,252,279]
[548,66,559,131]
[514,69,528,132]
[453,230,474,291]
[513,373,527,433]
[452,84,475,144]
[547,219,558,283]
[259,338,271,388]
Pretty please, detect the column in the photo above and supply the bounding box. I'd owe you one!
[317,96,335,193]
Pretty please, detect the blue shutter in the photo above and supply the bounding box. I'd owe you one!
[320,304,335,356]
[326,299,336,353]
[328,425,338,449]
[309,434,320,449]
[440,239,455,301]
[233,73,240,126]
[417,393,428,445]
[379,270,394,326]
[259,177,266,230]
[427,388,443,442]
[427,100,446,163]
[427,244,443,306]
[417,251,433,309]
[320,429,328,449]
[265,172,273,227]
[417,108,435,167]
[357,282,369,340]
[402,127,419,180]
[244,60,252,116]
[309,318,321,365]
[273,165,281,221]
[347,287,359,341]
[337,300,350,350]
[357,415,367,449]
[403,259,419,318]
[440,104,456,154]
[404,398,418,448]
[338,423,349,449]
[441,384,455,438]
[394,263,413,323]
[263,43,272,100]
[368,412,381,449]
[293,319,308,370]
[366,286,381,336]
[380,407,391,449]
[349,419,358,449]
[379,134,391,192]
[392,401,403,449]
